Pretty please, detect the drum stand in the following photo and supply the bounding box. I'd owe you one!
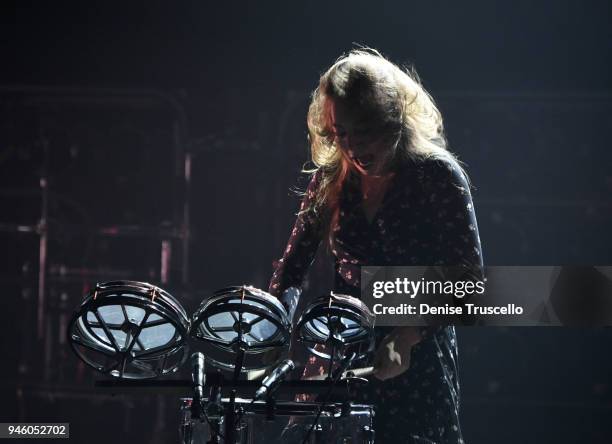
[70,285,376,443]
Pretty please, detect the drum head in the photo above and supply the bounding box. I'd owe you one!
[67,281,190,379]
[296,292,375,361]
[190,286,290,373]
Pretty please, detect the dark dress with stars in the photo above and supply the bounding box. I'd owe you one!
[269,156,483,444]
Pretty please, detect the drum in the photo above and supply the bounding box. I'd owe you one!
[190,286,291,373]
[179,398,375,444]
[67,281,190,379]
[296,292,375,362]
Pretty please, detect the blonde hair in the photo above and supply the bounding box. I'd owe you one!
[305,48,463,215]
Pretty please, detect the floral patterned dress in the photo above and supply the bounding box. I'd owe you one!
[269,156,483,444]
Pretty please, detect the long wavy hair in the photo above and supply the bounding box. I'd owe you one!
[305,48,463,217]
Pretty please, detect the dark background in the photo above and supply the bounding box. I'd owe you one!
[1,1,611,443]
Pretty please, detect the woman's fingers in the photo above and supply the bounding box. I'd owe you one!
[372,335,413,381]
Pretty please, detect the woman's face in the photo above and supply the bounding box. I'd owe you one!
[329,98,397,177]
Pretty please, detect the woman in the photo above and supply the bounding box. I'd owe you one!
[269,49,483,444]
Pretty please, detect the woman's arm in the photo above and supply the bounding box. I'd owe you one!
[268,170,327,300]
[424,157,484,280]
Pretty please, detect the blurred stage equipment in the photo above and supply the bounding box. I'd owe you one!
[67,284,376,443]
[0,86,191,440]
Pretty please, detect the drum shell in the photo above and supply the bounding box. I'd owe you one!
[190,286,291,373]
[67,280,190,379]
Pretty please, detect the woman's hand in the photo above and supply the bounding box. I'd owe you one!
[372,327,422,381]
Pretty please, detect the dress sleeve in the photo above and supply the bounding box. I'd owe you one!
[423,157,484,279]
[268,170,327,297]
[419,157,484,335]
